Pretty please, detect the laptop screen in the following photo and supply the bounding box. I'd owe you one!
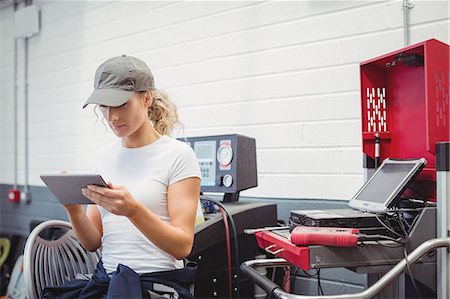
[348,158,426,213]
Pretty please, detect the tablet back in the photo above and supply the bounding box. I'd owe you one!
[40,174,107,205]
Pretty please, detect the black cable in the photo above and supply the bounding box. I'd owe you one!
[317,269,324,295]
[359,239,367,246]
[375,214,404,238]
[392,211,422,298]
[403,246,422,298]
[374,240,405,248]
[381,209,421,296]
[200,196,240,298]
[389,212,412,237]
[391,207,427,235]
[371,237,406,247]
[301,269,318,278]
[395,212,410,241]
[374,205,425,297]
[367,213,409,248]
[317,269,320,296]
[299,269,323,296]
[389,207,425,213]
[399,212,411,232]
[358,234,407,244]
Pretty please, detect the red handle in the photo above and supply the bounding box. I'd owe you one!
[290,227,359,247]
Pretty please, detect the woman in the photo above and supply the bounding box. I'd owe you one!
[43,55,201,298]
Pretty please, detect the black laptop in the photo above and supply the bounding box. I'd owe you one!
[290,158,427,233]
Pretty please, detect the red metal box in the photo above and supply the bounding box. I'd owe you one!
[360,39,450,200]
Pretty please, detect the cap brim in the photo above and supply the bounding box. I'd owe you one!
[82,89,134,109]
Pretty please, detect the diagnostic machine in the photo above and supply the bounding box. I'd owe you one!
[180,134,277,298]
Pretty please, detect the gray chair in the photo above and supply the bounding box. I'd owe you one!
[23,220,101,299]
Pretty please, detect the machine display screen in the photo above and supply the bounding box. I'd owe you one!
[349,158,425,213]
[194,141,216,187]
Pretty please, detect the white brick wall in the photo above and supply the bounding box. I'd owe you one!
[1,0,449,200]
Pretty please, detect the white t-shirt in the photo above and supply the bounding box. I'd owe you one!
[95,135,201,274]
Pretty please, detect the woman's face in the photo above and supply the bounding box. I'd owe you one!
[99,92,150,138]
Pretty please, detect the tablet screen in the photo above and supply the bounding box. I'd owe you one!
[354,163,417,203]
[348,158,426,213]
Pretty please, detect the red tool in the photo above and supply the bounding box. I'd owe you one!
[290,226,360,247]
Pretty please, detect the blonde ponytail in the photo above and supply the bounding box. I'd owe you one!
[148,90,181,136]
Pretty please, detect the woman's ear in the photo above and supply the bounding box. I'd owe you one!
[144,91,153,107]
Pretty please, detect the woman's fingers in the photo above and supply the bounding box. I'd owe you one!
[81,188,96,203]
[86,184,119,197]
[82,188,112,204]
[82,184,134,216]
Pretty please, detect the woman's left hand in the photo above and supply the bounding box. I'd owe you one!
[82,182,138,217]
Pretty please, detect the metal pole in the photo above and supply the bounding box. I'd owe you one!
[242,237,450,299]
[437,142,450,299]
[24,36,29,194]
[13,27,18,190]
[402,0,414,46]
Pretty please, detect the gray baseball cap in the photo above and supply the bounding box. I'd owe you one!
[82,55,155,108]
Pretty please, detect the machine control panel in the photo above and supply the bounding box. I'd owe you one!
[193,140,217,186]
[180,134,257,200]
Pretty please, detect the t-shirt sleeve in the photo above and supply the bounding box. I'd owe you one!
[168,144,201,185]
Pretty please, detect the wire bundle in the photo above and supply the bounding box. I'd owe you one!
[370,204,427,297]
[200,196,240,299]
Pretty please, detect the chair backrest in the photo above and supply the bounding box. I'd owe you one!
[23,220,101,299]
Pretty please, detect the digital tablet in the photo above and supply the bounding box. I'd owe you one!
[348,158,427,214]
[40,174,109,205]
